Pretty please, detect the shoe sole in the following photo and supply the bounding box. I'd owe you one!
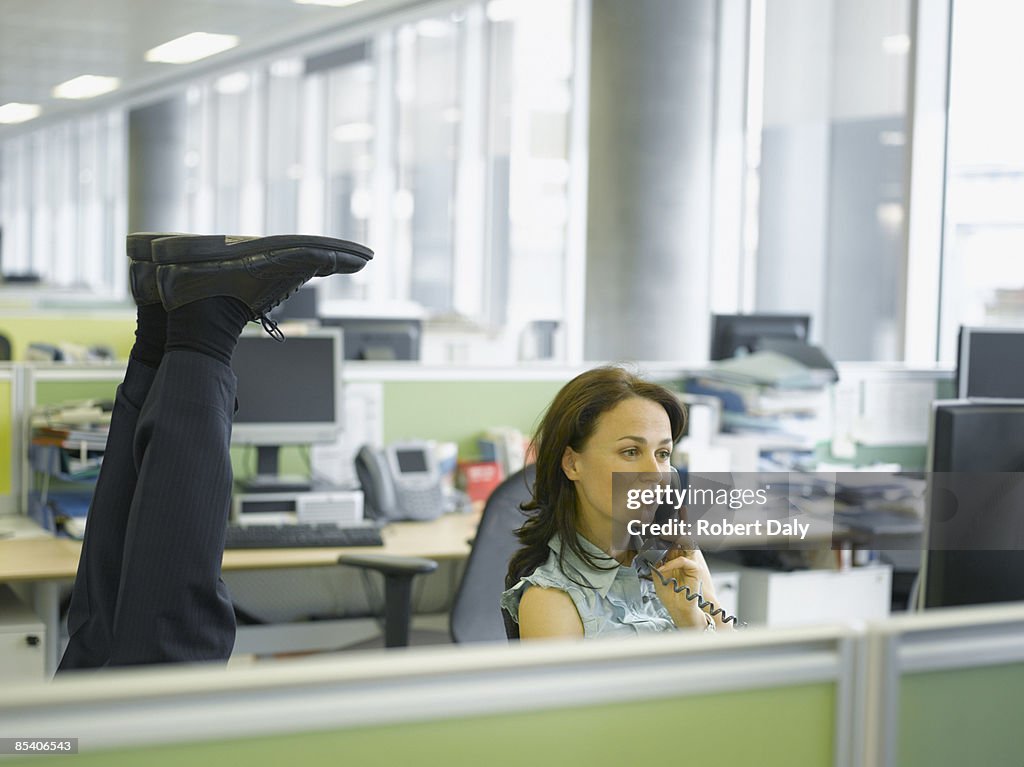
[126,232,191,262]
[152,235,373,265]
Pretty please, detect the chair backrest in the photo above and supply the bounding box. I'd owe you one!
[0,333,11,362]
[449,465,535,643]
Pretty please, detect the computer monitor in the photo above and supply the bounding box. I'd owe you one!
[709,313,810,360]
[230,327,342,491]
[320,317,421,361]
[956,326,1024,399]
[922,400,1024,609]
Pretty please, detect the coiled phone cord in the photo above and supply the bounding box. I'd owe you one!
[646,564,745,627]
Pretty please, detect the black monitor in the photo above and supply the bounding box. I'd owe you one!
[922,400,1024,609]
[956,326,1024,399]
[709,313,810,360]
[320,317,421,361]
[230,328,342,492]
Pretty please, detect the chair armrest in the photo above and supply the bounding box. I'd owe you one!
[337,554,438,578]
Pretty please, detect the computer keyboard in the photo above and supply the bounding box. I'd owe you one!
[224,523,384,549]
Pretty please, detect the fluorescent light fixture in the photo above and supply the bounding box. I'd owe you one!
[882,34,911,55]
[0,102,41,124]
[52,75,120,100]
[332,122,374,143]
[293,0,366,6]
[145,32,239,64]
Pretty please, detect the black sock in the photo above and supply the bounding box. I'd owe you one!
[165,297,252,367]
[129,304,168,369]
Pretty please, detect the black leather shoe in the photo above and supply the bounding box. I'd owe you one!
[153,234,373,322]
[126,232,189,306]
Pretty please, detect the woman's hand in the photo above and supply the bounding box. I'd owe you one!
[651,548,726,630]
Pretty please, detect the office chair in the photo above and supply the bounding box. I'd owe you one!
[0,333,11,362]
[334,553,439,647]
[450,465,534,643]
[338,465,535,647]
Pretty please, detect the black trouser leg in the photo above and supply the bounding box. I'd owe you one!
[106,350,238,666]
[58,359,157,671]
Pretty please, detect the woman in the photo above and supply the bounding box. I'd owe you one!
[501,366,731,639]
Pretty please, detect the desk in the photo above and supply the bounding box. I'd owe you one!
[0,511,481,676]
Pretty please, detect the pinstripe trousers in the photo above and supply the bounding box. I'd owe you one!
[58,350,238,669]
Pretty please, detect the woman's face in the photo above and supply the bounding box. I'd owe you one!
[561,396,673,547]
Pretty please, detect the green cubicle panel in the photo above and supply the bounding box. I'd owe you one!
[0,313,136,362]
[381,380,564,457]
[0,626,853,767]
[897,662,1024,766]
[8,683,835,767]
[0,373,12,496]
[869,604,1024,767]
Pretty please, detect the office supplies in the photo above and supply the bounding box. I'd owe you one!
[833,508,922,535]
[230,328,343,492]
[355,442,445,521]
[223,522,383,549]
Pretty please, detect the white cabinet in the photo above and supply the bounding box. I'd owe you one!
[732,564,892,628]
[0,585,46,683]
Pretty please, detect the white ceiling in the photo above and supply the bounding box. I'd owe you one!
[0,0,409,135]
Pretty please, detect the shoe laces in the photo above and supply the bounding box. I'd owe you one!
[259,313,285,342]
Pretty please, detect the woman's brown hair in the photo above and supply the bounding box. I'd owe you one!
[505,365,686,591]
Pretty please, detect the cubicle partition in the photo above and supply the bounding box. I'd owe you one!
[864,603,1024,766]
[0,625,854,767]
[5,606,1023,766]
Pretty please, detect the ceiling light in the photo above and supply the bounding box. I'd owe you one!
[52,75,120,100]
[293,0,366,6]
[882,34,911,55]
[145,32,240,64]
[0,102,41,124]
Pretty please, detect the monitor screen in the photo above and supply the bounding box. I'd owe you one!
[230,328,342,446]
[956,326,1024,399]
[320,317,421,361]
[709,314,810,361]
[923,401,1024,609]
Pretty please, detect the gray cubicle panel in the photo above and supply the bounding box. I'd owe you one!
[864,603,1024,766]
[0,625,856,767]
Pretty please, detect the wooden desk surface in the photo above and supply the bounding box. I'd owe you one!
[0,512,481,582]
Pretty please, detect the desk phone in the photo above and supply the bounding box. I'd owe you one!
[355,442,445,522]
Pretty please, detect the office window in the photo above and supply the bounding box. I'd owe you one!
[182,70,265,236]
[486,0,574,329]
[937,0,1024,360]
[751,0,911,361]
[393,15,463,313]
[266,58,305,236]
[0,110,125,295]
[318,43,376,303]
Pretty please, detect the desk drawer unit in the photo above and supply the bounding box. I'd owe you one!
[0,585,46,683]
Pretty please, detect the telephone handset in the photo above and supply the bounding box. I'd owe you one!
[633,542,744,628]
[355,442,446,522]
